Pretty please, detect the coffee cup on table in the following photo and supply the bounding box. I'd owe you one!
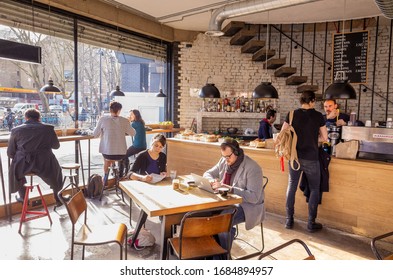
[365,120,372,127]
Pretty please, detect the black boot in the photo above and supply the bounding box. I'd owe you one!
[285,216,294,229]
[307,220,323,233]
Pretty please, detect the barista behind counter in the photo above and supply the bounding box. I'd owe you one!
[323,99,350,127]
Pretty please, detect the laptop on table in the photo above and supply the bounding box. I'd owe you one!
[190,173,218,194]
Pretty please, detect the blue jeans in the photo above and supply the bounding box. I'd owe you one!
[218,205,245,252]
[286,159,320,222]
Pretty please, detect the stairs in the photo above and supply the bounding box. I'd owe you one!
[222,21,320,93]
[241,40,265,54]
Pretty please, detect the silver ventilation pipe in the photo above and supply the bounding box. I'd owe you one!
[374,0,393,19]
[206,0,322,36]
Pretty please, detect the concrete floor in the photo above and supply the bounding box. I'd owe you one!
[1,190,391,261]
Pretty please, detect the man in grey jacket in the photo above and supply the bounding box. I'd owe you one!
[204,138,264,251]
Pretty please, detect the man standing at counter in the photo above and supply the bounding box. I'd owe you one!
[282,91,328,232]
[7,109,64,207]
[323,99,349,127]
[203,138,264,252]
[258,109,277,140]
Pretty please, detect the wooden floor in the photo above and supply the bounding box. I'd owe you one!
[0,191,391,260]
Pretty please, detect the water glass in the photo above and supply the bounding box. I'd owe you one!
[170,170,177,180]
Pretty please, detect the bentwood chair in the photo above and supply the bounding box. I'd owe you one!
[166,206,237,260]
[234,175,268,260]
[370,230,393,260]
[257,239,315,260]
[59,189,128,260]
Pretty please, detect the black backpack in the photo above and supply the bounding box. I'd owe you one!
[85,174,103,198]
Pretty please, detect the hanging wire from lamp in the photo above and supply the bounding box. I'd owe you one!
[324,0,356,100]
[253,12,278,99]
[40,2,61,93]
[156,41,167,97]
[199,35,221,99]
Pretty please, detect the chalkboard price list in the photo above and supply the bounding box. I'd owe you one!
[332,30,368,84]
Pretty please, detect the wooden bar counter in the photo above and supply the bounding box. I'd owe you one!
[166,138,393,238]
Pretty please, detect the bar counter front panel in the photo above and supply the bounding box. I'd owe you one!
[166,138,393,239]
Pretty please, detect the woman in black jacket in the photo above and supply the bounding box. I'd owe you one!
[127,134,167,182]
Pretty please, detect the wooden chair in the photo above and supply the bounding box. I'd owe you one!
[257,239,315,260]
[234,175,268,260]
[59,190,128,260]
[166,206,237,260]
[371,231,393,260]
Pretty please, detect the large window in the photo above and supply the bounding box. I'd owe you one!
[0,0,169,131]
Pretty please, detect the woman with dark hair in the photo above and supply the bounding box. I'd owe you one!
[93,101,135,185]
[121,109,147,176]
[127,134,167,182]
[281,91,328,233]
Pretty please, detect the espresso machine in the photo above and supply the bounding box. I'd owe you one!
[342,126,393,162]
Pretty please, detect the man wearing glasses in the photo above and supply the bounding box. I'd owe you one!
[203,138,264,254]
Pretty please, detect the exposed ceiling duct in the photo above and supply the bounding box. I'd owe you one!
[374,0,393,19]
[206,0,322,36]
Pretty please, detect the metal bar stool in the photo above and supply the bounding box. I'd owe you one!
[18,173,52,233]
[99,160,125,202]
[55,163,81,211]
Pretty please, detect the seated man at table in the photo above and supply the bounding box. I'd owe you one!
[7,109,64,207]
[203,137,265,252]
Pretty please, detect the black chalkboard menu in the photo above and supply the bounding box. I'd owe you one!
[332,30,368,84]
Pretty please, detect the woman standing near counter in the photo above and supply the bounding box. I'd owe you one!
[282,91,327,232]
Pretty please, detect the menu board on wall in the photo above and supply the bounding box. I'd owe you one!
[332,30,368,84]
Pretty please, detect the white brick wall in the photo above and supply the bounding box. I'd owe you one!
[177,21,393,129]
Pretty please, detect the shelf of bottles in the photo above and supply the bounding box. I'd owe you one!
[201,95,275,113]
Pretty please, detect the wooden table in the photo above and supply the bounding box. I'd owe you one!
[119,178,242,259]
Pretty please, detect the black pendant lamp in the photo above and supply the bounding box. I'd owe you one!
[252,82,279,99]
[40,79,61,93]
[199,83,221,98]
[156,88,166,97]
[252,16,278,100]
[110,85,125,97]
[324,71,356,100]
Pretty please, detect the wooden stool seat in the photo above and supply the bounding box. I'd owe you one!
[57,164,81,211]
[61,163,81,170]
[18,174,52,233]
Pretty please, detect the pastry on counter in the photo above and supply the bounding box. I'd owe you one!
[249,138,266,148]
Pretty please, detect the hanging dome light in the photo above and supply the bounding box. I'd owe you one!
[198,83,221,98]
[40,79,61,93]
[252,82,278,99]
[110,85,125,97]
[324,71,356,100]
[156,88,166,97]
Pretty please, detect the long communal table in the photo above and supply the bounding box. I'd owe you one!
[119,178,242,260]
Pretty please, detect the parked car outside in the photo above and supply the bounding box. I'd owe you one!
[49,105,63,113]
[12,103,38,114]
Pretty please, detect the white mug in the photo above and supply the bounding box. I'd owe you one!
[365,120,372,127]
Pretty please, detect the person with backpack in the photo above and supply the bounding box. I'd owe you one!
[281,91,328,233]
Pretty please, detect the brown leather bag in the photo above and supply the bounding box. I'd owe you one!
[274,111,300,171]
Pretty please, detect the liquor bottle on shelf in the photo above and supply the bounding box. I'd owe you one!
[250,99,254,112]
[236,97,241,111]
